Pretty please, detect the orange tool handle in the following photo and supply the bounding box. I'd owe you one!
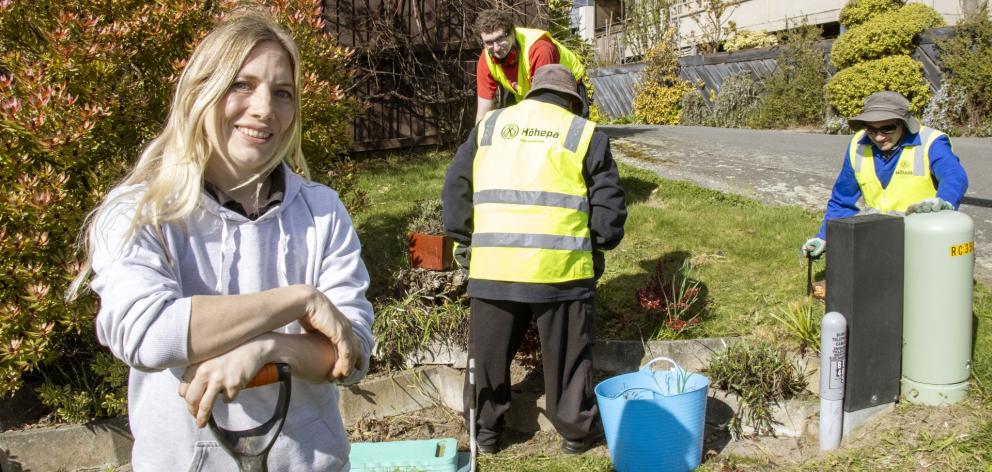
[245,363,280,388]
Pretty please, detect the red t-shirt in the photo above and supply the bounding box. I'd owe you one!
[476,35,560,100]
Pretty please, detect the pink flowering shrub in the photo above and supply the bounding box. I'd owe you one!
[0,0,357,420]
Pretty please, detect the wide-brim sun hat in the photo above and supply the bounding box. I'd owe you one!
[524,64,583,104]
[848,91,921,134]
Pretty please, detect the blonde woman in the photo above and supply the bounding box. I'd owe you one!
[68,13,373,471]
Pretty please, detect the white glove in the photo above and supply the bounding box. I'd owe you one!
[802,237,826,258]
[906,198,954,214]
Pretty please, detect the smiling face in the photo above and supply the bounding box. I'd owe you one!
[204,41,296,190]
[480,28,515,60]
[863,119,904,153]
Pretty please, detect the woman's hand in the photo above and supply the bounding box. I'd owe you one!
[179,331,338,427]
[179,338,271,428]
[301,290,362,382]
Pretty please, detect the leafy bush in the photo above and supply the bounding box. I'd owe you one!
[0,0,358,421]
[757,23,828,128]
[371,293,469,371]
[838,0,903,28]
[407,199,445,235]
[769,299,822,353]
[830,3,944,69]
[708,72,765,128]
[707,340,807,438]
[635,259,706,337]
[937,5,992,136]
[923,81,969,133]
[37,351,127,423]
[723,29,778,53]
[678,87,712,126]
[634,82,696,125]
[632,30,694,125]
[826,55,930,117]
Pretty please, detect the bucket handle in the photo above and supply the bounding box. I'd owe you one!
[643,357,698,396]
[605,357,694,399]
[640,356,684,376]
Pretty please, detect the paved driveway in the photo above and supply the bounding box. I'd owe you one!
[602,125,992,282]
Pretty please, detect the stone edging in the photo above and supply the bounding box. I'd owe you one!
[0,337,856,470]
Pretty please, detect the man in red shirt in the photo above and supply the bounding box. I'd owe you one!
[474,9,587,123]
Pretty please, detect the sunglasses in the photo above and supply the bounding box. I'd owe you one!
[864,124,900,136]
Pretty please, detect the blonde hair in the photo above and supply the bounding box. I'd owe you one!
[68,12,308,300]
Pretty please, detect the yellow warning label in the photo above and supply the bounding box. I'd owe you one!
[950,241,975,257]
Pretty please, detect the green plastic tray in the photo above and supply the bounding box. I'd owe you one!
[349,438,458,472]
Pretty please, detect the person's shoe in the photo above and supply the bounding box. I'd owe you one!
[476,441,502,455]
[560,431,605,455]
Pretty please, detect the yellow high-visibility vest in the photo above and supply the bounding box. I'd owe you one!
[483,27,585,103]
[849,127,942,213]
[471,100,596,283]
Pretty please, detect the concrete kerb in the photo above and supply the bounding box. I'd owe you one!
[0,336,889,470]
[338,365,464,425]
[0,417,132,472]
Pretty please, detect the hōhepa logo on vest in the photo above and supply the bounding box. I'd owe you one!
[501,124,520,139]
[520,128,560,139]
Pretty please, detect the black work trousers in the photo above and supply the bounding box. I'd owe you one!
[464,297,599,446]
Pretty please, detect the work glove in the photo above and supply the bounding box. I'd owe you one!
[801,237,826,259]
[906,198,954,215]
[453,243,471,269]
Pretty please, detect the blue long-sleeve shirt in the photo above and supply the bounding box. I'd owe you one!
[816,130,969,239]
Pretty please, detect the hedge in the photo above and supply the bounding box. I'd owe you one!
[838,0,904,29]
[831,3,945,70]
[825,54,930,117]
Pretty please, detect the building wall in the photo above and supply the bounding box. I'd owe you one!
[587,0,970,60]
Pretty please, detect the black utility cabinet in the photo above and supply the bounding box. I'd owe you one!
[826,214,904,411]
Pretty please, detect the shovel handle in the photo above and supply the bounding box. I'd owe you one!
[246,363,280,389]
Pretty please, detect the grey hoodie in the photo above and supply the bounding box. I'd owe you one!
[91,167,373,471]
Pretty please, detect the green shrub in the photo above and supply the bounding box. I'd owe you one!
[708,340,807,438]
[678,87,712,126]
[838,0,903,29]
[831,3,945,69]
[724,29,778,53]
[372,293,469,371]
[757,23,828,128]
[769,299,822,353]
[826,55,930,117]
[634,259,706,338]
[0,0,358,421]
[37,351,128,423]
[923,81,969,133]
[937,5,992,136]
[632,31,694,125]
[407,199,445,235]
[634,82,695,125]
[708,73,765,128]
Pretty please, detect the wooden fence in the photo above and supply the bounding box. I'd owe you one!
[322,0,547,152]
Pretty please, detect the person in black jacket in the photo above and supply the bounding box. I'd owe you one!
[442,64,626,454]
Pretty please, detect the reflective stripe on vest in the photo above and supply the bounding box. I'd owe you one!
[849,127,941,213]
[484,27,585,103]
[471,100,596,283]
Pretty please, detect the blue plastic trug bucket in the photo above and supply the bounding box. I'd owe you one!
[594,357,709,472]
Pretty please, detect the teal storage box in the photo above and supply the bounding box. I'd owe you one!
[350,438,458,472]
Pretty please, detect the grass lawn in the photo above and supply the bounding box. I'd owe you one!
[343,149,992,471]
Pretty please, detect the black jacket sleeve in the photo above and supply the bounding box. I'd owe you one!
[442,126,478,246]
[584,130,627,251]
